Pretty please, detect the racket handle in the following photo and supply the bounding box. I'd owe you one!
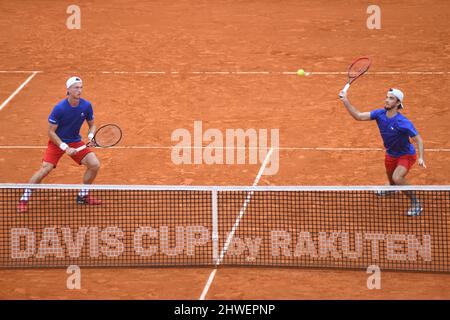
[75,145,87,152]
[342,83,350,93]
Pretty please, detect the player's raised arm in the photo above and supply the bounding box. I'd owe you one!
[339,90,371,121]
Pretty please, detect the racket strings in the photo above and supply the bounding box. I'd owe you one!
[94,125,122,147]
[349,58,371,78]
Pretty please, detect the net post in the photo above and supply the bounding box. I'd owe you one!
[211,188,219,265]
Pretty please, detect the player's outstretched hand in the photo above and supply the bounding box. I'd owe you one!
[418,158,427,168]
[66,147,78,156]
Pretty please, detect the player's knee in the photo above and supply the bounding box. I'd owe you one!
[41,163,54,175]
[392,173,404,185]
[89,158,100,171]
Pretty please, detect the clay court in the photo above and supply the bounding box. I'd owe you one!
[0,0,449,299]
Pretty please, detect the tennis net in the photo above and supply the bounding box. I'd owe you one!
[0,184,449,272]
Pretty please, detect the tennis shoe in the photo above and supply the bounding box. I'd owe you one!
[17,200,28,213]
[407,202,423,216]
[76,195,102,205]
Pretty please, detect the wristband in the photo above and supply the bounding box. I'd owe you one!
[88,133,94,140]
[59,143,69,151]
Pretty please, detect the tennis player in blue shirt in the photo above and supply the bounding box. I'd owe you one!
[339,88,426,216]
[18,77,102,213]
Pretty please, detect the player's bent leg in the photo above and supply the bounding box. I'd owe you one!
[17,162,55,213]
[392,165,409,185]
[387,172,395,186]
[77,153,102,205]
[29,162,55,184]
[392,165,422,216]
[81,153,100,184]
[376,155,399,197]
[375,172,398,197]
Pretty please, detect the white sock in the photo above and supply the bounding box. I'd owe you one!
[20,188,32,202]
[78,189,89,197]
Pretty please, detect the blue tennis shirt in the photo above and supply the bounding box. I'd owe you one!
[48,98,94,143]
[370,109,418,157]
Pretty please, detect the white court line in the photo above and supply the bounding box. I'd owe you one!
[0,71,43,74]
[199,148,274,301]
[99,71,449,75]
[0,70,449,75]
[1,145,449,152]
[0,72,39,111]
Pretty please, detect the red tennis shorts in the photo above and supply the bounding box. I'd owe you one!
[385,154,417,175]
[43,140,92,167]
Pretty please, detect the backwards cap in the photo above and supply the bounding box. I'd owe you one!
[66,76,82,89]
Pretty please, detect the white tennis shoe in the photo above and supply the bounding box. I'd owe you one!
[407,202,423,216]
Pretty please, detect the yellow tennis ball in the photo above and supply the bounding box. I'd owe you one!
[297,69,305,76]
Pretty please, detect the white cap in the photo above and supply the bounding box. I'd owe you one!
[66,76,82,89]
[388,88,404,109]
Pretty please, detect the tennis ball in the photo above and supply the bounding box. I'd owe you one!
[297,69,306,76]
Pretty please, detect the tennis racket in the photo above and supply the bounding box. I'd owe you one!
[76,124,122,152]
[339,56,371,97]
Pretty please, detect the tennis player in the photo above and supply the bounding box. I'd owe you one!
[339,88,426,216]
[17,76,102,213]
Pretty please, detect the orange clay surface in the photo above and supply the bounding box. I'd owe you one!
[0,0,449,299]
